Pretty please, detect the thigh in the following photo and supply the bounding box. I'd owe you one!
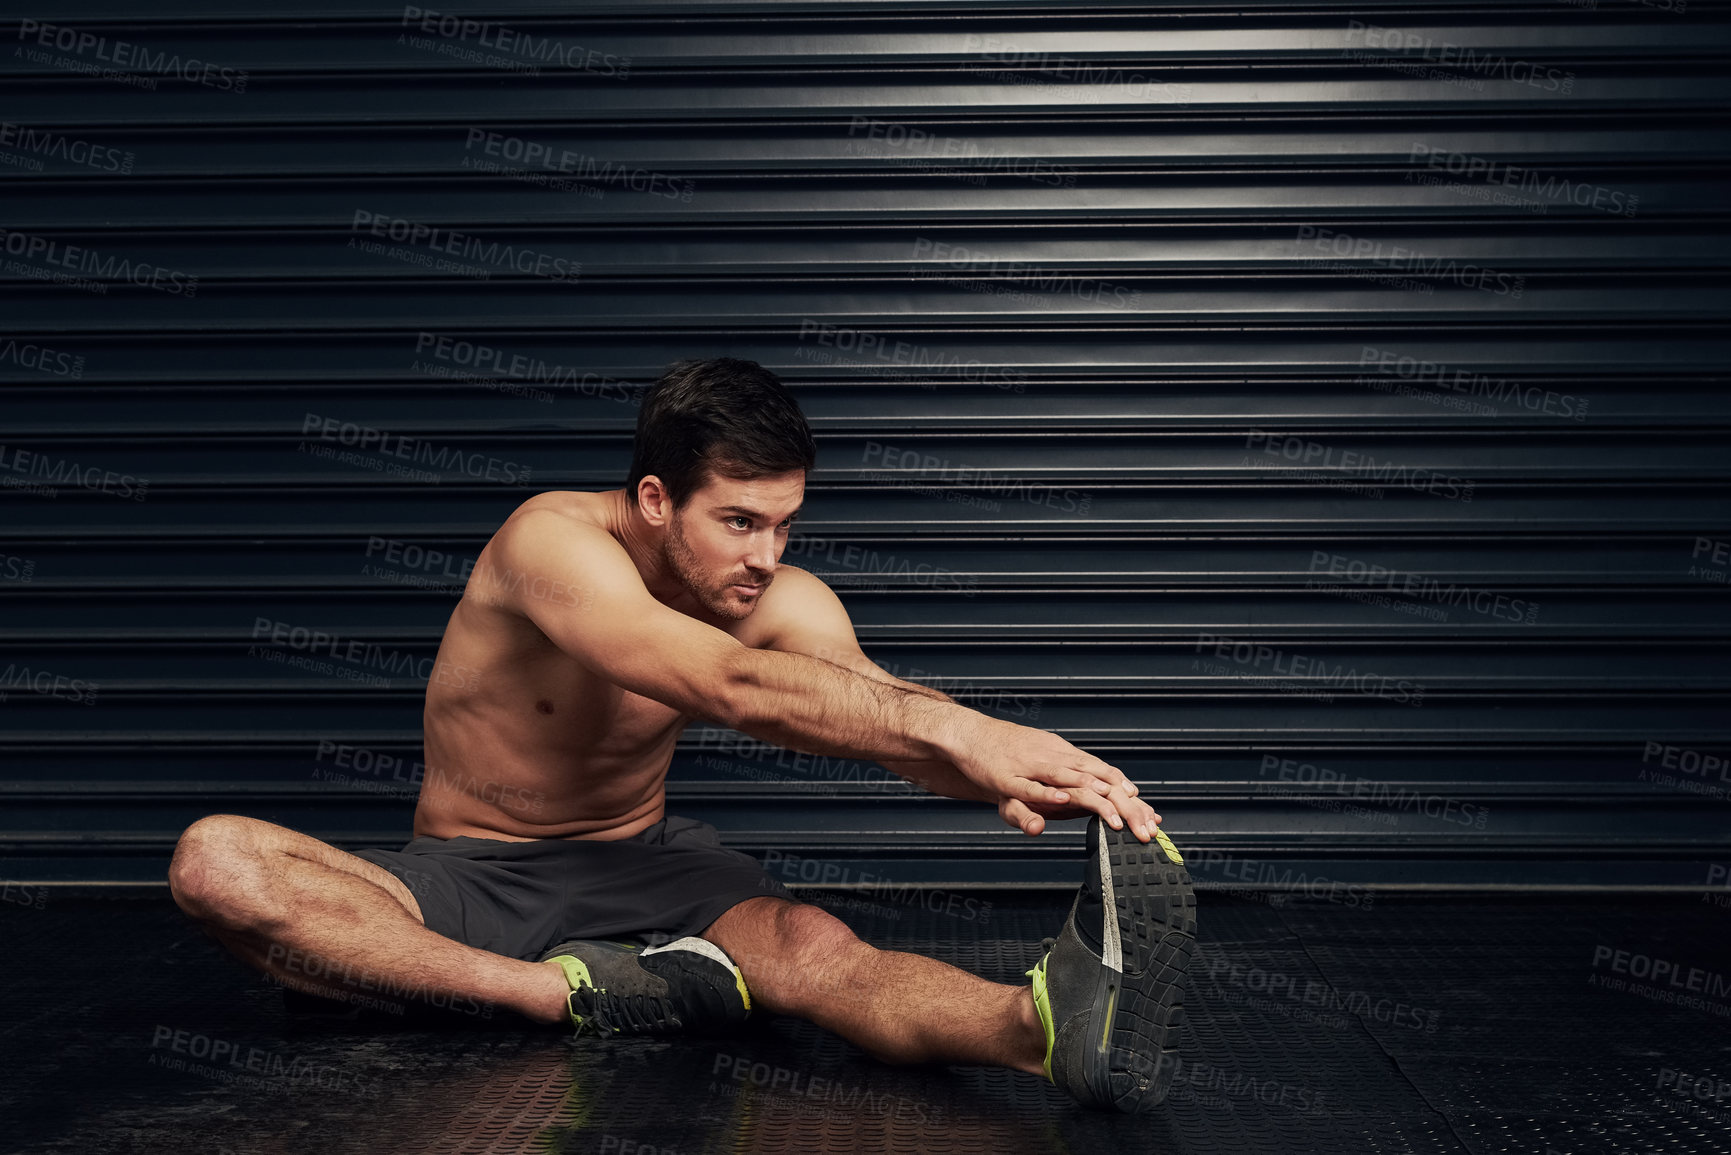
[180,812,425,923]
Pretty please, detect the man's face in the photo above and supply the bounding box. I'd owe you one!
[663,468,804,620]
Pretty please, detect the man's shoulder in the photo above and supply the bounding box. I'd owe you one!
[764,562,828,602]
[477,492,628,608]
[494,491,618,550]
[745,563,845,648]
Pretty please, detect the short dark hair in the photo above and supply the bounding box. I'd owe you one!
[625,357,817,511]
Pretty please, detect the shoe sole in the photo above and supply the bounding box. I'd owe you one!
[1086,820,1197,1112]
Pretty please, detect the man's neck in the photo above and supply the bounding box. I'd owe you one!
[605,488,686,608]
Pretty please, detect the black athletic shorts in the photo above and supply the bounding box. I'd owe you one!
[353,815,794,962]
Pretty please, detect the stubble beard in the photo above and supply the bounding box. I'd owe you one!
[666,508,752,621]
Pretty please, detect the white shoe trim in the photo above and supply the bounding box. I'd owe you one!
[644,935,740,975]
[1098,823,1122,973]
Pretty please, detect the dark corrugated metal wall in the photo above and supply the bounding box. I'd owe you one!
[2,2,1727,890]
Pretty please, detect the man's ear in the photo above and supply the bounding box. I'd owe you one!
[636,476,673,527]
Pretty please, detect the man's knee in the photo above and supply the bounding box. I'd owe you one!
[738,901,873,1014]
[167,813,274,926]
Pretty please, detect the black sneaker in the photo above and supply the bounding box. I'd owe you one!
[1026,816,1197,1111]
[539,937,752,1037]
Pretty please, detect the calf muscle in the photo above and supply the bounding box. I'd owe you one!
[702,897,1044,1073]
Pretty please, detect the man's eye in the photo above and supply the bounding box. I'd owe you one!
[729,517,750,529]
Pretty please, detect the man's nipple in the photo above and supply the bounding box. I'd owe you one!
[535,699,555,715]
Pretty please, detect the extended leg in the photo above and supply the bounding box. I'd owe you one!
[167,813,569,1024]
[701,896,1046,1074]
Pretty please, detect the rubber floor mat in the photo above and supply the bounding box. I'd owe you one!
[3,892,1728,1154]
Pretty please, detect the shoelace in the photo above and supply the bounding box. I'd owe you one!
[575,986,680,1035]
[1024,935,1058,979]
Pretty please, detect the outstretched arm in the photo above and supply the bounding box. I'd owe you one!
[486,513,1159,841]
[754,567,1163,841]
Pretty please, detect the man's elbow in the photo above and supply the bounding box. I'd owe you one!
[707,647,757,732]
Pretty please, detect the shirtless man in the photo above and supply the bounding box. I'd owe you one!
[168,357,1197,1112]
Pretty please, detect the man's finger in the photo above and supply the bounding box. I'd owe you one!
[1012,774,1078,806]
[1028,766,1095,792]
[1001,797,1045,836]
[1102,784,1153,842]
[1064,786,1123,830]
[1078,754,1136,794]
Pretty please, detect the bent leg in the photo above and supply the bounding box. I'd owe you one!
[701,896,1045,1074]
[167,813,568,1024]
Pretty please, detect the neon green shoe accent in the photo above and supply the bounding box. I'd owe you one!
[1153,825,1184,865]
[549,955,615,1033]
[1025,953,1057,1082]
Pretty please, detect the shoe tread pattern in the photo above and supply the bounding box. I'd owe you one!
[1103,826,1197,1113]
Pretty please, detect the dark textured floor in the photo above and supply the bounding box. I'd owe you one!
[4,889,1731,1155]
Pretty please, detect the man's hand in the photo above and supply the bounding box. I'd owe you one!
[946,715,1163,843]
